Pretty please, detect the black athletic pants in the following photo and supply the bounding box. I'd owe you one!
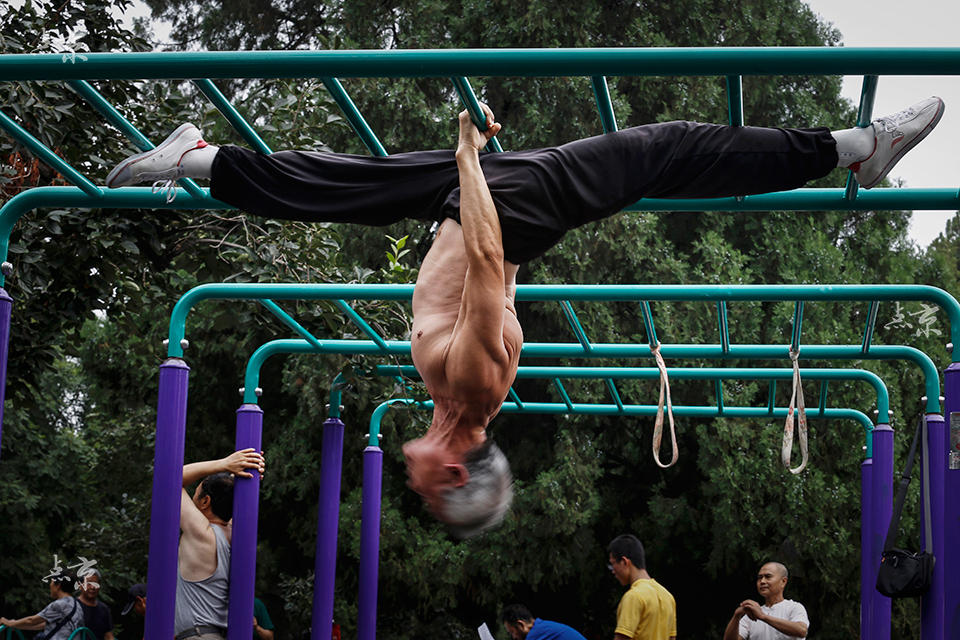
[210,121,838,264]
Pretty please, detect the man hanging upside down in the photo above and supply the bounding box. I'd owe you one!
[107,97,944,537]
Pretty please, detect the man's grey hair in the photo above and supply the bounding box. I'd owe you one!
[439,440,513,538]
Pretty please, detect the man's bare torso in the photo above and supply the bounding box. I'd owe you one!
[411,218,523,425]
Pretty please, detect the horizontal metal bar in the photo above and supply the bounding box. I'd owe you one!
[3,48,959,81]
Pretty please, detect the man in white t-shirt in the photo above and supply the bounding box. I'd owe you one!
[723,562,809,640]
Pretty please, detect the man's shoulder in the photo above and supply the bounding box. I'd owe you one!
[777,599,809,620]
[528,618,586,640]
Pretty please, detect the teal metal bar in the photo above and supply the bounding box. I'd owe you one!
[373,364,891,421]
[508,387,524,409]
[862,301,880,353]
[552,379,575,411]
[560,301,593,353]
[590,76,618,133]
[193,79,273,155]
[3,48,960,82]
[367,398,874,446]
[845,75,879,200]
[0,110,102,196]
[158,282,960,365]
[66,80,206,199]
[790,301,804,352]
[715,379,725,414]
[450,76,503,152]
[333,300,391,353]
[767,381,776,414]
[717,301,731,353]
[819,380,829,416]
[328,373,347,419]
[320,77,388,157]
[640,301,659,347]
[725,75,744,126]
[605,378,625,411]
[258,299,324,350]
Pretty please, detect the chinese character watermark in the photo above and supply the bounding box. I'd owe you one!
[40,554,100,588]
[884,302,942,338]
[40,554,64,582]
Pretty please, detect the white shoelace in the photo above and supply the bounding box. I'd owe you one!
[152,179,177,203]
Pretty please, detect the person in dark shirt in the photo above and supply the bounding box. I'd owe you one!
[77,569,114,640]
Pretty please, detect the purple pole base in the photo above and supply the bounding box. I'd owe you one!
[357,446,383,640]
[921,412,947,639]
[145,358,190,640]
[0,287,12,459]
[861,457,873,639]
[942,363,960,639]
[227,403,264,640]
[311,417,345,640]
[871,423,893,640]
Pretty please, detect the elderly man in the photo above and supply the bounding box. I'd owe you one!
[723,562,809,640]
[108,97,943,536]
[0,573,84,639]
[77,569,115,640]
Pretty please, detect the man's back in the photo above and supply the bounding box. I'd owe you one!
[615,578,676,640]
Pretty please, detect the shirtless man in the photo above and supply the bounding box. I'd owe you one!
[176,449,265,639]
[107,97,944,536]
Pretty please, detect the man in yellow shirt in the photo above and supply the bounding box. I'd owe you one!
[608,534,676,640]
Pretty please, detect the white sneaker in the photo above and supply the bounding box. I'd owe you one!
[853,97,944,189]
[106,123,207,188]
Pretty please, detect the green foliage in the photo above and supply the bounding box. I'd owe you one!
[0,1,955,639]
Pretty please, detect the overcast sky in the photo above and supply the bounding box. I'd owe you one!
[802,0,960,247]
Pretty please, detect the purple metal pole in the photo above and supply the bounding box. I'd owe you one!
[860,457,873,639]
[311,417,345,640]
[357,445,383,640]
[144,358,190,640]
[871,423,893,640]
[0,287,11,460]
[227,403,264,640]
[943,363,960,639]
[922,408,949,639]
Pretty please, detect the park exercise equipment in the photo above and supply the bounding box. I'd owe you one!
[1,47,960,639]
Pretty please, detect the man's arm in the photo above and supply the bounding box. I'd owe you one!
[181,449,265,537]
[447,107,510,381]
[254,616,275,640]
[0,614,46,630]
[723,605,747,640]
[740,601,807,638]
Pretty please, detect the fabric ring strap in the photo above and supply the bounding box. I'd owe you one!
[781,349,809,474]
[651,344,679,468]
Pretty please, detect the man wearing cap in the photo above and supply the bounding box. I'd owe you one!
[120,583,146,640]
[77,570,114,640]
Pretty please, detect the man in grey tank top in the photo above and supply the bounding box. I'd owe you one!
[175,449,265,640]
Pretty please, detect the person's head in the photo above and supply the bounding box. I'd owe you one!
[607,534,646,586]
[79,569,102,599]
[193,471,235,522]
[501,603,535,640]
[403,439,513,538]
[121,583,147,617]
[49,573,75,598]
[756,562,789,604]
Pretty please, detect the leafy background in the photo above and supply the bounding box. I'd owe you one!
[1,0,958,638]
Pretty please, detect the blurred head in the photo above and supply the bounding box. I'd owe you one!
[757,562,789,602]
[501,603,535,640]
[122,583,147,616]
[79,569,102,598]
[403,439,513,538]
[49,573,75,598]
[607,534,646,586]
[194,471,235,522]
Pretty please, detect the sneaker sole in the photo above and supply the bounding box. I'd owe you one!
[860,98,944,189]
[106,123,198,188]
